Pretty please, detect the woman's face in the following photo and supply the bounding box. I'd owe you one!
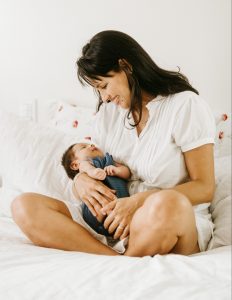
[93,70,131,109]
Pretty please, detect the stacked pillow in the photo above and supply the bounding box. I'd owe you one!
[0,105,96,217]
[208,155,231,249]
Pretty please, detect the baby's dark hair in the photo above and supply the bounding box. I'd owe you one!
[61,144,79,180]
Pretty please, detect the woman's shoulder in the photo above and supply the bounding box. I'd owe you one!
[171,91,211,112]
[172,90,201,102]
[170,91,214,123]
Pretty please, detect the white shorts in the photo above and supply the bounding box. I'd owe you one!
[63,200,128,254]
[62,200,214,254]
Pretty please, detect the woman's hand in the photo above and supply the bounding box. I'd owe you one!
[101,196,139,240]
[72,173,116,219]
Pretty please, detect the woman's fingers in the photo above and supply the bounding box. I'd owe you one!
[107,218,121,234]
[119,225,130,240]
[103,210,116,230]
[113,223,126,240]
[101,201,117,216]
[86,196,102,214]
[91,191,112,208]
[83,199,97,217]
[96,184,117,201]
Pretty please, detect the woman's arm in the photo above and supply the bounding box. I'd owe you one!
[128,144,215,206]
[102,144,215,239]
[171,144,215,205]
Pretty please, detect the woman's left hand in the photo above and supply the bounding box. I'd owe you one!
[101,197,138,240]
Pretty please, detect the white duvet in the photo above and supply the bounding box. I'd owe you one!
[0,216,230,300]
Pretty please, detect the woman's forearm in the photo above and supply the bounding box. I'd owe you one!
[170,180,215,205]
[131,179,215,208]
[130,188,161,209]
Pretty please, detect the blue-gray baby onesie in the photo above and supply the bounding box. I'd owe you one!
[82,152,129,236]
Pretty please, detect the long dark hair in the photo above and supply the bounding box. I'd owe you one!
[76,30,198,126]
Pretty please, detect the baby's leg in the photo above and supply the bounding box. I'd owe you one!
[82,204,111,236]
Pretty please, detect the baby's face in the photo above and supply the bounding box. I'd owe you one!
[72,143,104,161]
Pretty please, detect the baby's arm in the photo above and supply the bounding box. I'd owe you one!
[79,161,106,180]
[104,162,131,179]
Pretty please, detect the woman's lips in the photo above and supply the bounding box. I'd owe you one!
[113,96,120,105]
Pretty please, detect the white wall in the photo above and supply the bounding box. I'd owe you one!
[0,0,231,123]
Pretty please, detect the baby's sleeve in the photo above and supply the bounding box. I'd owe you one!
[172,94,216,152]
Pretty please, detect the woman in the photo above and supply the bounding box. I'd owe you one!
[11,30,215,257]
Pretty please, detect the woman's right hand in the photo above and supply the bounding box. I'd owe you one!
[72,173,116,218]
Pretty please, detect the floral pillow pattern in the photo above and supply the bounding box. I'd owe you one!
[49,101,96,139]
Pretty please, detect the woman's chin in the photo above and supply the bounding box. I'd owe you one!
[119,101,129,109]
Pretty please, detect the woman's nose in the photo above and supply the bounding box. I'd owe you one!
[100,91,111,103]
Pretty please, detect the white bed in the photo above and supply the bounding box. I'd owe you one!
[0,103,231,300]
[0,216,230,300]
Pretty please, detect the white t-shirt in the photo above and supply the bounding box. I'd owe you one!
[92,91,215,192]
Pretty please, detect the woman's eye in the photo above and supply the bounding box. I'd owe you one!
[101,84,107,89]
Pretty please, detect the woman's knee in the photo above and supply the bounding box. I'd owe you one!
[11,193,39,227]
[11,193,71,227]
[144,190,192,222]
[130,190,192,236]
[126,190,194,256]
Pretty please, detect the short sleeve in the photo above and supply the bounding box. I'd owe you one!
[172,94,216,152]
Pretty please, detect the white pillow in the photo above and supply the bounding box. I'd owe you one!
[0,109,94,217]
[48,101,96,136]
[207,155,232,249]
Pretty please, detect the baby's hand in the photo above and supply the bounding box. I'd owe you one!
[88,168,106,180]
[104,165,118,176]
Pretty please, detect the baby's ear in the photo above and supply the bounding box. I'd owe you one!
[70,160,79,171]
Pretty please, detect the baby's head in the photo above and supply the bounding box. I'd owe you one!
[61,142,104,179]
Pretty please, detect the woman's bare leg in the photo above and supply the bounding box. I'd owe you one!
[11,193,117,255]
[125,190,199,257]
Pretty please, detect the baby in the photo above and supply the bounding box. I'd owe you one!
[61,142,131,237]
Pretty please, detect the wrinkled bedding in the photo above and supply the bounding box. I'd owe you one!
[0,216,230,300]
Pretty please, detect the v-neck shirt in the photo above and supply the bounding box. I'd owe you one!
[92,91,215,190]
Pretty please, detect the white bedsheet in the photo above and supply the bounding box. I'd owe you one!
[0,216,231,300]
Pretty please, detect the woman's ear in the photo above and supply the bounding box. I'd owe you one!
[118,59,132,73]
[70,160,80,171]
